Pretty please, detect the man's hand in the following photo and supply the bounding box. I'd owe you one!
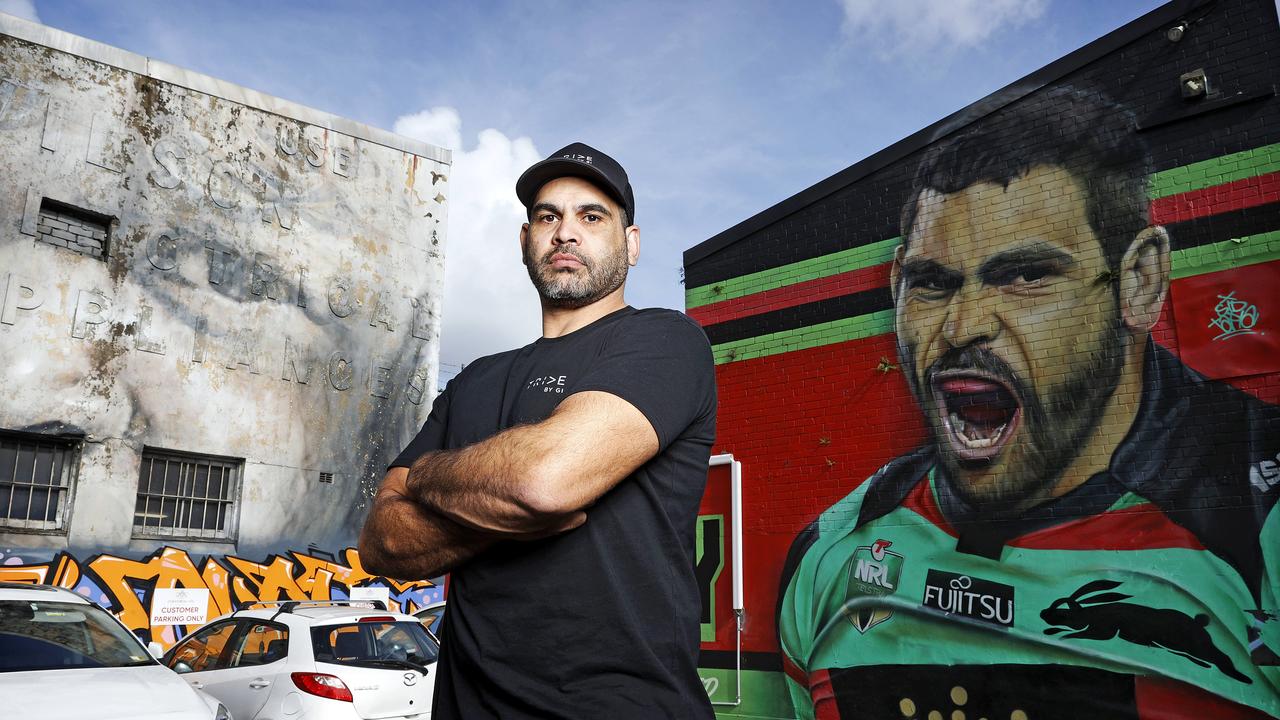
[358,467,491,580]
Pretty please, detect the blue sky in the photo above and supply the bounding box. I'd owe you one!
[5,0,1240,376]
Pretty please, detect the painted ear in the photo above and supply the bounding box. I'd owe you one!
[889,244,906,303]
[1071,579,1122,600]
[1119,226,1170,332]
[1079,592,1131,606]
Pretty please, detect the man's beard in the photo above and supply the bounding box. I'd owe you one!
[524,239,629,309]
[898,311,1127,515]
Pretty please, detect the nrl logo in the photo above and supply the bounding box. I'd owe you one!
[842,539,903,633]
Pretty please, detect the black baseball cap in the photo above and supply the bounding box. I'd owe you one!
[516,142,636,224]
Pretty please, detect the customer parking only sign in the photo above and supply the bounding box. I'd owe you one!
[149,588,210,626]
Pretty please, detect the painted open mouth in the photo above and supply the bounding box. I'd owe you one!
[930,371,1022,462]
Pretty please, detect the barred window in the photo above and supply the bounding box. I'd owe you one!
[0,430,77,533]
[133,448,241,541]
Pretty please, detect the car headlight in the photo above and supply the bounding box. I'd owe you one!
[214,703,233,720]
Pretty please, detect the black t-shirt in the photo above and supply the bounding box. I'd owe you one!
[391,306,717,720]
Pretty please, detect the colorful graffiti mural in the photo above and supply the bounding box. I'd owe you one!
[683,2,1280,718]
[0,546,440,648]
[773,87,1280,719]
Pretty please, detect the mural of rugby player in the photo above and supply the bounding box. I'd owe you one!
[778,86,1280,720]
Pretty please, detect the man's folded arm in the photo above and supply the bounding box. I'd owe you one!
[406,390,660,535]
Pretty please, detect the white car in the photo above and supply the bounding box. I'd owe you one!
[412,601,445,640]
[0,581,231,720]
[164,600,437,720]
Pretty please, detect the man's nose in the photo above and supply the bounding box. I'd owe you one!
[942,284,1000,347]
[552,217,580,245]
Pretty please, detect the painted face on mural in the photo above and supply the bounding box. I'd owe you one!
[893,165,1130,511]
[521,176,638,309]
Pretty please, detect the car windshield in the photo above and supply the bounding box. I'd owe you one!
[0,599,155,672]
[312,620,439,672]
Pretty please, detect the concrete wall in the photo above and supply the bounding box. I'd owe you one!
[684,0,1280,717]
[0,14,448,641]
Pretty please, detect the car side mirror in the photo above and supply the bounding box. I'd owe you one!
[147,641,165,659]
[172,661,194,674]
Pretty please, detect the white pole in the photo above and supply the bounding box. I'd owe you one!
[706,453,744,707]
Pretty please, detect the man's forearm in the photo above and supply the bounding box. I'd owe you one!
[358,492,495,580]
[402,392,656,534]
[405,441,564,534]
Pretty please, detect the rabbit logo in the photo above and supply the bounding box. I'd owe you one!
[843,539,903,633]
[1040,579,1252,684]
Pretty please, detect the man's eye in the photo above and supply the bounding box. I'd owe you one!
[537,214,558,223]
[908,275,956,294]
[997,265,1057,287]
[583,214,601,222]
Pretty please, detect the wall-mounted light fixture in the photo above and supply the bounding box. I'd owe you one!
[1180,68,1211,99]
[1167,21,1188,42]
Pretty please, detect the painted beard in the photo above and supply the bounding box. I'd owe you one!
[524,239,629,309]
[898,313,1127,515]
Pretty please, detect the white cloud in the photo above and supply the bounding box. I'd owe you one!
[394,108,544,373]
[0,0,40,23]
[839,0,1048,59]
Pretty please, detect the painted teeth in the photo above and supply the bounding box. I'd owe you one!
[948,412,1007,449]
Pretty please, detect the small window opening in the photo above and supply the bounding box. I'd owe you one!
[36,198,112,260]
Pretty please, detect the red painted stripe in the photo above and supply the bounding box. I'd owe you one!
[902,475,1205,551]
[902,476,957,537]
[1135,674,1273,719]
[808,669,842,720]
[1012,503,1204,551]
[1150,172,1280,225]
[693,177,1276,330]
[688,262,891,326]
[782,653,808,687]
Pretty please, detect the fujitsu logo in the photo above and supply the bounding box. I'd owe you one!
[922,569,1015,627]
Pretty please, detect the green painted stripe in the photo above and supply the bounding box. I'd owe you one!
[686,236,899,309]
[686,143,1277,320]
[1170,230,1280,280]
[712,310,894,364]
[700,669,793,719]
[711,231,1279,365]
[1149,142,1280,200]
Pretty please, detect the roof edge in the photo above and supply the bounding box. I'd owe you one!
[0,11,452,165]
[684,0,1205,267]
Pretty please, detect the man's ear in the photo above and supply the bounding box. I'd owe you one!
[889,244,906,303]
[520,223,531,266]
[1118,226,1170,332]
[625,225,640,267]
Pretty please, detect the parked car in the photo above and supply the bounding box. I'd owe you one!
[412,601,445,641]
[164,600,438,720]
[0,581,231,720]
